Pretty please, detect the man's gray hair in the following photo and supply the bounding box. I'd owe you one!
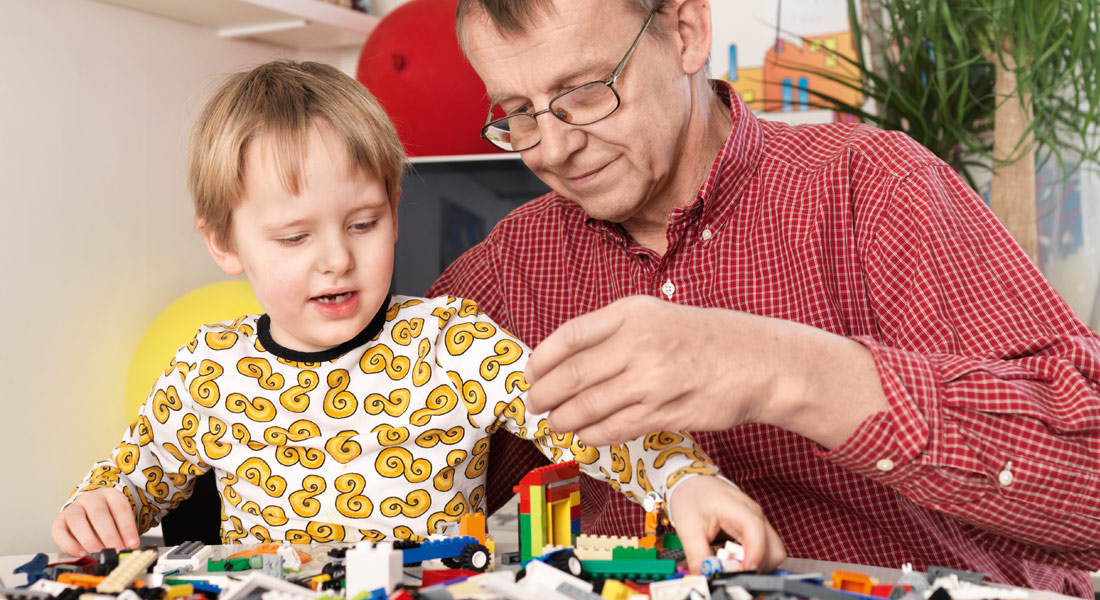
[456,0,673,49]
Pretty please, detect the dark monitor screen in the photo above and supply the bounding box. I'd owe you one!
[392,156,551,296]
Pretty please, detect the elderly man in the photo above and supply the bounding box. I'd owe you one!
[428,0,1100,595]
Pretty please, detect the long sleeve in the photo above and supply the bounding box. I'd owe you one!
[431,299,721,509]
[821,163,1100,569]
[63,339,210,533]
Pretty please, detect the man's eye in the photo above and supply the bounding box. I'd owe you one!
[506,104,532,116]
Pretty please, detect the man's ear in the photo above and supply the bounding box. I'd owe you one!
[672,0,713,76]
[198,221,244,276]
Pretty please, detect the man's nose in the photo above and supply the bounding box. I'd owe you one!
[533,113,585,167]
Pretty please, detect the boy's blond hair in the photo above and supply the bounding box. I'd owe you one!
[188,60,406,249]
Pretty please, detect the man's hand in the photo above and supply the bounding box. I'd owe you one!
[524,295,886,448]
[669,475,786,573]
[52,488,140,556]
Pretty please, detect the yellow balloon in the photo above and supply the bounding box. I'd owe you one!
[126,279,262,414]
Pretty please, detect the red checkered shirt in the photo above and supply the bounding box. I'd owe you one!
[427,81,1100,596]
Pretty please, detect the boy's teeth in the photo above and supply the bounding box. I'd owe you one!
[317,292,351,304]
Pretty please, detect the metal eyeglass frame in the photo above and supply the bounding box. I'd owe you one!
[480,9,657,152]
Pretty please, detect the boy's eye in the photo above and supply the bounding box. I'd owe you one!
[350,221,377,232]
[276,235,306,246]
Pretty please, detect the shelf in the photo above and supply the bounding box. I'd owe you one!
[95,0,379,49]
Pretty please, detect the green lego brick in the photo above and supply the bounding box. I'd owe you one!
[611,546,658,560]
[663,533,683,550]
[580,558,677,581]
[519,513,533,562]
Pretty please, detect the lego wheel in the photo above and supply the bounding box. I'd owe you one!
[549,549,583,577]
[458,543,491,572]
[700,556,722,577]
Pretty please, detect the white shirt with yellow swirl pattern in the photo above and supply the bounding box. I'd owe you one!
[65,295,719,543]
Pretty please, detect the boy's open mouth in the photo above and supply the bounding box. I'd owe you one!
[314,292,354,304]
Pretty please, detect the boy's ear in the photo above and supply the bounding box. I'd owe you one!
[391,185,401,242]
[198,221,244,276]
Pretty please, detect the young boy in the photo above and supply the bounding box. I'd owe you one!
[53,61,783,573]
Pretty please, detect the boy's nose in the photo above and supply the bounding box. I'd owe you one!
[319,237,354,274]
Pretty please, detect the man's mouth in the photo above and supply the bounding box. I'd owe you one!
[314,292,354,304]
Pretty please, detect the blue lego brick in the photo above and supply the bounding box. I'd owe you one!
[401,536,480,564]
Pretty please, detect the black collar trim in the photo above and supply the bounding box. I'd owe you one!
[255,295,390,363]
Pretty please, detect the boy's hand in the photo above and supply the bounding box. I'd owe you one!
[51,488,141,556]
[668,476,786,574]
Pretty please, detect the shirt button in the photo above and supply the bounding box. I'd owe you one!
[701,227,714,241]
[661,280,676,298]
[998,469,1014,486]
[875,458,895,472]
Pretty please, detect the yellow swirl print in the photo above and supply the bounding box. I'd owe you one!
[323,370,357,419]
[359,345,411,380]
[176,413,199,456]
[325,430,362,463]
[643,431,686,451]
[241,501,290,527]
[201,416,232,460]
[166,472,187,488]
[225,393,277,423]
[134,415,155,446]
[335,473,373,519]
[610,445,633,484]
[116,443,140,475]
[365,389,412,417]
[263,420,321,445]
[279,371,318,412]
[358,530,386,542]
[236,357,285,390]
[464,438,490,479]
[151,387,183,424]
[275,445,325,469]
[468,484,485,514]
[447,372,487,423]
[391,318,425,346]
[412,339,432,387]
[371,423,409,447]
[289,475,325,518]
[231,423,267,451]
[410,385,459,426]
[161,442,188,465]
[480,339,523,381]
[188,360,223,408]
[276,357,321,370]
[249,525,273,542]
[457,298,482,317]
[89,465,120,486]
[143,466,169,501]
[237,457,287,497]
[443,322,497,356]
[375,447,431,483]
[635,459,652,494]
[431,306,456,329]
[386,298,424,322]
[392,526,421,541]
[433,466,455,492]
[186,336,199,353]
[666,464,719,487]
[505,371,530,394]
[427,492,468,534]
[570,436,599,465]
[653,446,696,469]
[205,329,239,350]
[223,516,246,543]
[178,460,205,478]
[415,426,465,448]
[380,489,431,518]
[284,529,312,544]
[446,449,467,467]
[494,397,527,427]
[222,485,243,509]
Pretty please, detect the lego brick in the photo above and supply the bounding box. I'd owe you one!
[420,568,479,588]
[166,542,204,560]
[97,549,158,594]
[519,513,534,562]
[611,547,658,560]
[580,558,677,580]
[649,575,710,600]
[832,570,875,595]
[220,572,317,600]
[345,541,402,597]
[529,486,548,562]
[576,535,639,552]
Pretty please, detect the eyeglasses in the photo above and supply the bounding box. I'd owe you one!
[480,10,657,152]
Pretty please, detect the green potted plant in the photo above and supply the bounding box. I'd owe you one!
[784,0,1100,262]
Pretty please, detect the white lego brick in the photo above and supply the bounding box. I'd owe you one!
[98,549,159,594]
[523,560,593,599]
[571,546,612,561]
[28,579,76,595]
[345,541,403,597]
[574,535,639,552]
[220,572,317,600]
[155,543,214,574]
[650,575,710,600]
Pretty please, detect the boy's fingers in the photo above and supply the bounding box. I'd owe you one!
[104,492,141,548]
[63,507,104,554]
[83,498,127,551]
[672,515,714,575]
[51,515,86,557]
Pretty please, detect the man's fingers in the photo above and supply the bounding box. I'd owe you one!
[525,304,623,384]
[573,397,663,446]
[526,342,626,416]
[105,492,141,549]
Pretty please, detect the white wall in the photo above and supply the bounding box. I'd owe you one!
[0,0,357,556]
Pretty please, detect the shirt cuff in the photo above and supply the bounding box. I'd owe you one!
[665,473,738,529]
[815,338,937,487]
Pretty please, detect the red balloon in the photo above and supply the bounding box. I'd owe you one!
[357,0,503,157]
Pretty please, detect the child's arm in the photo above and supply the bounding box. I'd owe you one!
[55,338,211,554]
[437,301,785,572]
